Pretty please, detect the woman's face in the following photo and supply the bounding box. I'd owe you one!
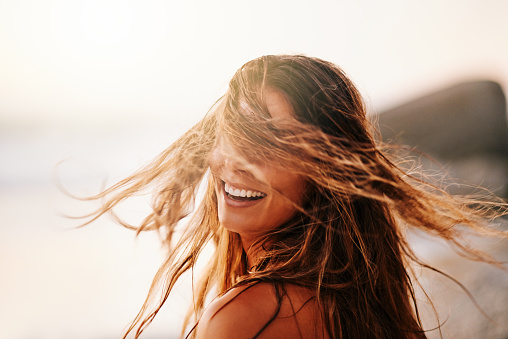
[209,90,306,245]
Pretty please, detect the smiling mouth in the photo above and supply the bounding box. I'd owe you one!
[223,181,266,202]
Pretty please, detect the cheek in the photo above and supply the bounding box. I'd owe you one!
[264,172,307,221]
[268,171,307,205]
[258,182,306,231]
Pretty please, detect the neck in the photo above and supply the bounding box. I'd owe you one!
[240,234,264,270]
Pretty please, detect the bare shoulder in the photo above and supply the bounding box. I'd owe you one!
[196,282,329,339]
[196,283,278,338]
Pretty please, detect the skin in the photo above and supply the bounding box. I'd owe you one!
[200,91,328,338]
[209,90,307,262]
[196,283,328,339]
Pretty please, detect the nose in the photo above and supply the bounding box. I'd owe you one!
[210,139,245,173]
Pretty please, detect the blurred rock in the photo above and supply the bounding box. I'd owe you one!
[377,80,508,197]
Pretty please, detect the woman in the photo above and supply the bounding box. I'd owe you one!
[82,55,506,338]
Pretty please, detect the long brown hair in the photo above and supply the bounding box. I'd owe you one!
[77,55,507,338]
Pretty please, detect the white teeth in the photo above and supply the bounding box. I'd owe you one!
[223,181,265,198]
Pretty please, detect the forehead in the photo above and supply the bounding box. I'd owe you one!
[264,90,294,120]
[238,90,294,120]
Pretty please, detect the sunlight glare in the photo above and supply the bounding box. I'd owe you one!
[79,0,134,45]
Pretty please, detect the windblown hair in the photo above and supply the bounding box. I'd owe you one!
[80,55,507,338]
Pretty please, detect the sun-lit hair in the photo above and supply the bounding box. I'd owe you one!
[78,55,507,338]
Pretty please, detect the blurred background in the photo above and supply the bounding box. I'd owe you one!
[1,0,507,338]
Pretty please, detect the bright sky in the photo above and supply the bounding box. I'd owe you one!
[1,0,508,129]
